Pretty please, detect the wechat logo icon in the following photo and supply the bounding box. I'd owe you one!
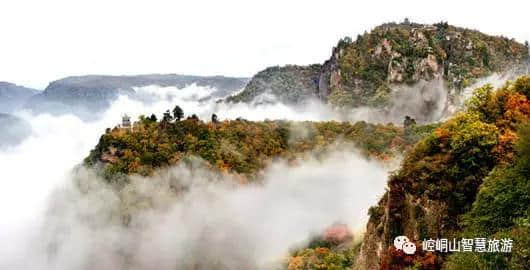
[394,235,416,255]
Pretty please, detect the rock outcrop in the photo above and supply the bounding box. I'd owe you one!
[227,22,529,122]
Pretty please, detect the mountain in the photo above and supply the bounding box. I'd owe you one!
[0,113,31,148]
[227,22,529,121]
[226,65,322,104]
[81,76,529,269]
[0,82,39,113]
[85,116,436,182]
[26,74,249,119]
[356,76,530,269]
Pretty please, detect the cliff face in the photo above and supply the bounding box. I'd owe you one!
[355,76,530,269]
[228,22,529,116]
[331,22,528,107]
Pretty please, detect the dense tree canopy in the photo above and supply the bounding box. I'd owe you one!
[363,76,530,269]
[85,116,435,182]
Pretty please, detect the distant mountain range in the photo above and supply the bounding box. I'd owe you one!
[0,74,249,119]
[0,82,39,113]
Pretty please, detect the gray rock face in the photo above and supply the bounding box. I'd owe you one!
[318,46,341,102]
[0,82,39,113]
[25,74,249,120]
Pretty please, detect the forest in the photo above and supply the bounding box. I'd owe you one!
[85,111,437,182]
[365,76,529,269]
[83,76,529,269]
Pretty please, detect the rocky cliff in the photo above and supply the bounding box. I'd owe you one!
[228,22,529,120]
[355,76,530,269]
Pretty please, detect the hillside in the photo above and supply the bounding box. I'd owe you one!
[356,76,530,269]
[225,65,322,104]
[84,115,437,182]
[81,76,529,269]
[0,82,39,113]
[228,21,529,119]
[25,74,249,119]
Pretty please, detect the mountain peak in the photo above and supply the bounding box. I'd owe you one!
[228,21,529,118]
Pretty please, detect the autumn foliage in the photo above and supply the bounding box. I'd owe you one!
[380,245,438,270]
[85,118,430,181]
[370,76,530,269]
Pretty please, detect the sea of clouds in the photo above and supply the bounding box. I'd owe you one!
[0,72,514,269]
[0,84,392,269]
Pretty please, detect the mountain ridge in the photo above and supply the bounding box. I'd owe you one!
[23,74,250,119]
[80,76,529,269]
[227,21,529,121]
[84,117,435,181]
[0,82,39,113]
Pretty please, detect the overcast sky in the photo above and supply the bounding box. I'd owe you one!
[1,0,529,89]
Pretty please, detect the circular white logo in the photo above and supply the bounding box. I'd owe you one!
[394,235,416,255]
[393,235,409,250]
[403,241,417,255]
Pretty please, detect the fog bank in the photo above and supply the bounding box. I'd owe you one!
[2,149,389,270]
[0,84,394,269]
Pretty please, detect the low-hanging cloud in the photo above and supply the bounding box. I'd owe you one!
[121,72,516,126]
[2,149,389,270]
[343,72,524,124]
[2,73,511,269]
[0,83,396,270]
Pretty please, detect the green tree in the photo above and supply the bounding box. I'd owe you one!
[149,114,157,122]
[173,105,184,121]
[448,124,530,269]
